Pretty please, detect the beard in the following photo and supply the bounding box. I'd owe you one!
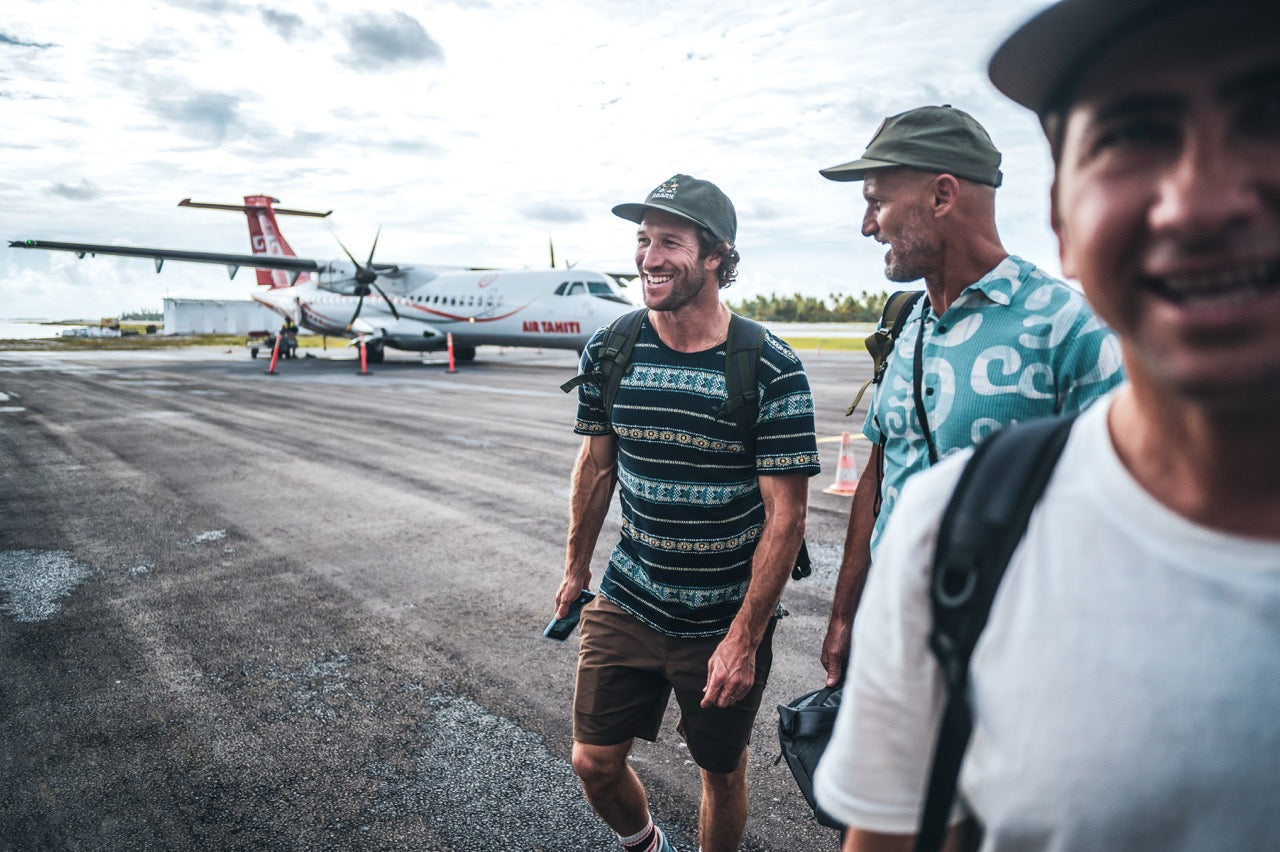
[882,212,940,283]
[643,267,713,312]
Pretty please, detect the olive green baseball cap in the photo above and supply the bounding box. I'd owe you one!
[819,105,1003,187]
[612,174,737,245]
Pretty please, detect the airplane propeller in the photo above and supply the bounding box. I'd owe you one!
[336,231,401,330]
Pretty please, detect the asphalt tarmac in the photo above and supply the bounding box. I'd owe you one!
[0,344,875,851]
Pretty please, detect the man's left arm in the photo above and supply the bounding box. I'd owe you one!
[701,472,808,709]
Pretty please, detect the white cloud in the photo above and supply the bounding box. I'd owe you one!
[0,0,1058,318]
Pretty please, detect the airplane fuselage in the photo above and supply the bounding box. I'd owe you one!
[254,266,634,353]
[10,196,639,359]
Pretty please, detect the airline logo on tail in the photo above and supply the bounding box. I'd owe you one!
[178,195,332,288]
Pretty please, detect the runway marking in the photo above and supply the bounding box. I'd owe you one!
[0,406,25,413]
[817,433,867,444]
[0,549,93,623]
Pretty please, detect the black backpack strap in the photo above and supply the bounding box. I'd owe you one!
[716,314,814,583]
[718,313,767,450]
[913,415,1078,852]
[559,309,648,422]
[847,290,926,416]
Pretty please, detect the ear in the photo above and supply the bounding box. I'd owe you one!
[931,174,960,218]
[703,244,725,272]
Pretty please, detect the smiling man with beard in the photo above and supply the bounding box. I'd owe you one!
[553,175,820,851]
[816,106,1124,688]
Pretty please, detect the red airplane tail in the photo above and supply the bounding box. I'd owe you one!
[178,196,331,288]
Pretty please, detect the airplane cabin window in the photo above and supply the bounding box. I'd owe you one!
[555,282,569,296]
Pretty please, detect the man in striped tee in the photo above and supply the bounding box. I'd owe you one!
[554,174,820,852]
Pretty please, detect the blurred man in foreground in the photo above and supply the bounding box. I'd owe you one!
[816,0,1280,848]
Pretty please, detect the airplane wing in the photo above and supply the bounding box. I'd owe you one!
[8,239,321,280]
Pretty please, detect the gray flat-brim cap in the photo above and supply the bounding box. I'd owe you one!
[989,0,1190,113]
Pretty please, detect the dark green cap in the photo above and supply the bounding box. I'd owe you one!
[612,174,737,245]
[819,105,1003,187]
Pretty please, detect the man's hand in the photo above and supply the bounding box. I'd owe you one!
[553,574,590,620]
[701,636,756,708]
[821,617,852,687]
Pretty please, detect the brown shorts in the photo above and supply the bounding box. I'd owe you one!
[573,595,776,774]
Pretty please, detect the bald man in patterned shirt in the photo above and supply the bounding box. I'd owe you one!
[817,105,1125,687]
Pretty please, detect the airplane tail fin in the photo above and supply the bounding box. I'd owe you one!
[179,195,331,288]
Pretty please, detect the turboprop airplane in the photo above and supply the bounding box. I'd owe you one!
[10,195,635,362]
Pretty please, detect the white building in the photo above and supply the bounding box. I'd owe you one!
[163,298,282,335]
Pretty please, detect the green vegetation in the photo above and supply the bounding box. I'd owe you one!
[729,290,894,323]
[120,309,164,321]
[773,336,866,352]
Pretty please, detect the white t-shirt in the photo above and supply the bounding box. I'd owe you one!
[814,396,1280,850]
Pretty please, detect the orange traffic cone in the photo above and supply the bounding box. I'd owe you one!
[823,431,860,496]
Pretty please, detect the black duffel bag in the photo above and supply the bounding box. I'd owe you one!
[777,684,845,830]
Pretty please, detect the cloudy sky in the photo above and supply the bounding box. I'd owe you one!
[2,0,1058,319]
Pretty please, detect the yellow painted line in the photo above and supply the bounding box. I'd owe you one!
[817,433,867,444]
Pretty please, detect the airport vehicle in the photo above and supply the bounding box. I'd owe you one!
[10,196,636,363]
[246,329,297,360]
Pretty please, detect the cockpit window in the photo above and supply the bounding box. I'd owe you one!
[556,276,629,303]
[586,276,630,304]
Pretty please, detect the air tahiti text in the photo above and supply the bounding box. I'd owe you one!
[523,321,582,334]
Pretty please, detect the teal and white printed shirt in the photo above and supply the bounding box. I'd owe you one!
[864,255,1124,554]
[575,315,821,638]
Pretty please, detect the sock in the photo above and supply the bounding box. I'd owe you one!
[619,816,665,851]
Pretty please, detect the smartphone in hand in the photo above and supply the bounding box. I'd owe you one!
[544,589,596,640]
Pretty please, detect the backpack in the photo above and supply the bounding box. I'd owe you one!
[846,289,926,416]
[561,308,766,445]
[561,308,812,580]
[777,415,1075,838]
[914,414,1078,852]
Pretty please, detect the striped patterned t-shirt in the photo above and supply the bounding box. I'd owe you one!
[574,314,821,637]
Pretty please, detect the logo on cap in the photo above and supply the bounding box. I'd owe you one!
[650,178,680,201]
